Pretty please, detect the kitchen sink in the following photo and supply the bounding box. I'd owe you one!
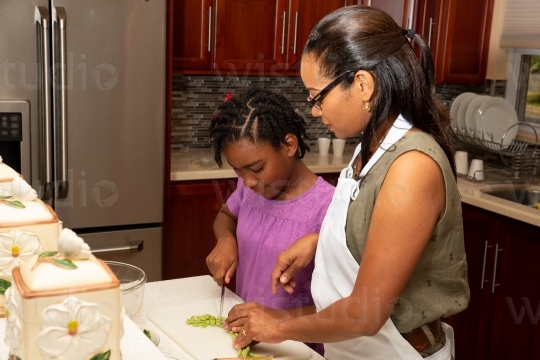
[481,187,540,208]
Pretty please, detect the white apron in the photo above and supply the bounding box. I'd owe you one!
[311,115,455,360]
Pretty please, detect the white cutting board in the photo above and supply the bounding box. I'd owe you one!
[147,298,312,360]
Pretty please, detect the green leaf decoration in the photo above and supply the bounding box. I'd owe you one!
[4,200,25,209]
[0,279,11,295]
[89,350,111,360]
[38,251,58,259]
[53,258,77,269]
[0,195,11,200]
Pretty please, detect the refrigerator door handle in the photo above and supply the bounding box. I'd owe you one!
[35,6,53,200]
[53,6,69,199]
[91,240,144,255]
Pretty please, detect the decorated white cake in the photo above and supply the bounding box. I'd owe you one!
[0,157,61,316]
[5,229,124,360]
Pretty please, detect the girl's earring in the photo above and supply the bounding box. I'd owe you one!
[363,101,372,113]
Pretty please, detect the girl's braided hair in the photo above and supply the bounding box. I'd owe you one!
[209,87,311,167]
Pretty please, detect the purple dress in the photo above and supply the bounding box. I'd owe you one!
[227,176,335,309]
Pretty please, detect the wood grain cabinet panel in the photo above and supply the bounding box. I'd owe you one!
[433,0,495,84]
[214,0,287,73]
[172,0,213,71]
[285,0,347,72]
[450,203,540,360]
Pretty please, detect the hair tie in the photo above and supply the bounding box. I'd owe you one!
[225,93,234,101]
[404,29,416,40]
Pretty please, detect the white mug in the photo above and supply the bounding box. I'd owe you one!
[455,151,468,175]
[468,159,484,180]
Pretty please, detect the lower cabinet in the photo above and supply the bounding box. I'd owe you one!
[451,203,540,360]
[163,178,237,280]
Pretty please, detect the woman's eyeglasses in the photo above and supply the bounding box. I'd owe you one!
[307,70,357,110]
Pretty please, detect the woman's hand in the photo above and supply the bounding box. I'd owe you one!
[225,302,289,349]
[271,233,319,295]
[206,236,238,285]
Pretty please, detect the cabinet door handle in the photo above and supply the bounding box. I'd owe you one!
[293,11,298,54]
[281,11,286,54]
[207,6,212,52]
[492,244,504,293]
[428,17,435,47]
[480,241,492,289]
[91,240,144,255]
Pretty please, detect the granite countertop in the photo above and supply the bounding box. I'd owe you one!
[171,146,356,181]
[134,275,325,360]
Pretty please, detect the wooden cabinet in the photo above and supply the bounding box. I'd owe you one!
[172,0,213,71]
[418,0,495,84]
[173,0,347,73]
[450,203,540,360]
[285,0,348,72]
[214,0,287,73]
[348,0,416,28]
[163,178,237,280]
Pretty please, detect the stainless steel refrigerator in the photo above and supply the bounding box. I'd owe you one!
[0,0,165,281]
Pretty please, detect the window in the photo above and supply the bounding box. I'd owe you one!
[505,49,540,142]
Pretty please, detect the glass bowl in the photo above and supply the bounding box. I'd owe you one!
[104,261,146,319]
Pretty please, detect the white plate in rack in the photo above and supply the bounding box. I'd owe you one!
[450,92,476,133]
[475,97,519,148]
[457,93,478,134]
[465,95,490,137]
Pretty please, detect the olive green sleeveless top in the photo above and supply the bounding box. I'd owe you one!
[345,131,470,333]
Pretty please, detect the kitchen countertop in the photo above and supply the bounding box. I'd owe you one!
[135,275,325,360]
[171,147,540,227]
[171,146,356,181]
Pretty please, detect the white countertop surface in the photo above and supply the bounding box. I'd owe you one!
[0,276,323,359]
[171,146,356,181]
[171,147,540,227]
[457,177,540,227]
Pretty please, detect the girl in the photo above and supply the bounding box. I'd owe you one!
[206,87,334,353]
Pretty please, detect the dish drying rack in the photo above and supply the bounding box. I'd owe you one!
[451,123,539,184]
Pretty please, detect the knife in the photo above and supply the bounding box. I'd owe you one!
[219,280,225,318]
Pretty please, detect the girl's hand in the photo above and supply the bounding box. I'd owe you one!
[271,233,319,295]
[225,302,287,348]
[206,236,238,285]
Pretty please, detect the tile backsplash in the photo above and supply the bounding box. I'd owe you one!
[171,74,506,152]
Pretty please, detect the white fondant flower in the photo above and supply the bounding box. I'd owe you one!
[11,176,37,201]
[4,286,23,351]
[0,155,3,162]
[57,229,91,260]
[0,230,43,277]
[37,297,111,360]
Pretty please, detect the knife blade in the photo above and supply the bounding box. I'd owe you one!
[219,281,225,318]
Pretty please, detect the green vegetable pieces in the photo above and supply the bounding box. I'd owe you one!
[185,314,261,358]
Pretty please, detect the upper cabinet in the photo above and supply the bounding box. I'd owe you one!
[415,0,495,84]
[286,0,350,72]
[172,0,348,74]
[172,0,213,71]
[173,0,496,84]
[350,0,416,29]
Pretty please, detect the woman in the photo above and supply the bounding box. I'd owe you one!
[223,5,470,360]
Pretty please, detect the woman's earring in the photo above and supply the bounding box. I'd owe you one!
[363,101,372,113]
